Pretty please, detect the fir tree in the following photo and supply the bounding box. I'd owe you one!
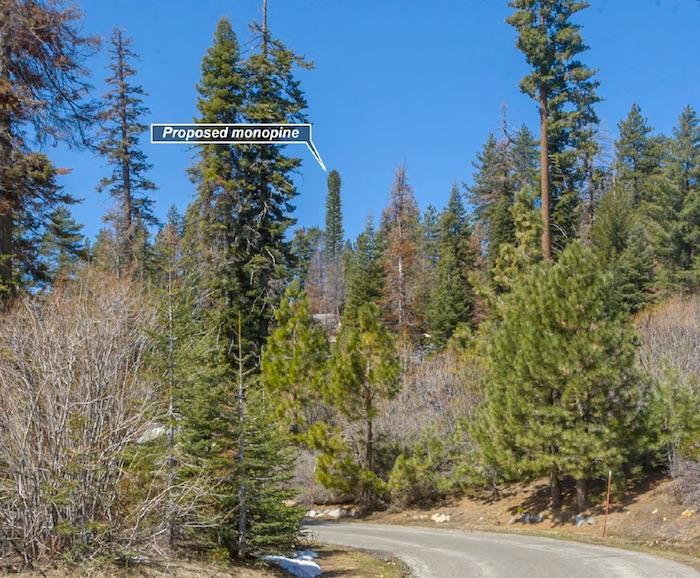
[591,188,655,312]
[38,205,85,284]
[344,217,384,325]
[469,126,538,267]
[614,104,665,205]
[96,29,157,274]
[508,0,600,257]
[469,133,513,263]
[477,242,640,510]
[491,187,542,294]
[0,0,96,302]
[665,106,700,288]
[179,13,310,558]
[427,184,477,346]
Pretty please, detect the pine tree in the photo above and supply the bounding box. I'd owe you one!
[470,134,513,263]
[427,184,477,346]
[664,106,700,289]
[476,242,640,510]
[469,126,538,267]
[421,204,440,267]
[491,187,542,294]
[316,303,400,503]
[96,29,157,274]
[508,0,600,257]
[614,104,665,205]
[344,217,384,325]
[0,0,96,302]
[262,280,328,436]
[591,188,655,312]
[38,205,85,284]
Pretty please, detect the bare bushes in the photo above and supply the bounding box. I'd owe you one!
[378,346,483,447]
[0,270,157,564]
[637,296,700,505]
[380,346,485,507]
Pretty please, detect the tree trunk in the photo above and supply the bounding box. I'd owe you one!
[576,478,588,513]
[539,85,551,260]
[366,415,373,474]
[117,31,133,270]
[550,469,562,510]
[0,21,14,300]
[236,312,247,559]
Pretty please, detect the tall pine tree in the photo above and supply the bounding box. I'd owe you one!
[97,29,157,275]
[477,242,640,510]
[508,0,599,257]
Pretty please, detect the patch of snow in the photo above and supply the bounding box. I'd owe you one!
[263,550,321,578]
[326,507,342,519]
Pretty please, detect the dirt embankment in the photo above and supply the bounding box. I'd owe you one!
[313,475,700,562]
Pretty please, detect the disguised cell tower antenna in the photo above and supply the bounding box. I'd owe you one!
[262,0,269,57]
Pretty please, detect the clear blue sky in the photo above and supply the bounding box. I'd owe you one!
[49,0,700,242]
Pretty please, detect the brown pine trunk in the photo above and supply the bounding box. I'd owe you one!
[539,85,551,260]
[550,468,562,510]
[365,416,373,474]
[576,478,588,513]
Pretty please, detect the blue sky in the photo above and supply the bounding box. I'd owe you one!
[49,0,699,242]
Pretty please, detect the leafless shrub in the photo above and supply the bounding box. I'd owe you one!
[637,296,700,389]
[0,269,158,564]
[377,347,484,447]
[637,295,700,505]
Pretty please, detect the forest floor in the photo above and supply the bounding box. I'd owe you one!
[308,473,700,568]
[5,545,405,578]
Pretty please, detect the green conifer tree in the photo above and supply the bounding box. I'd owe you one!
[178,14,309,558]
[476,242,640,511]
[427,184,477,346]
[614,104,665,205]
[262,280,328,436]
[314,303,399,503]
[508,0,600,257]
[96,29,157,274]
[38,205,85,285]
[665,106,700,289]
[343,217,384,325]
[591,188,655,312]
[290,226,322,284]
